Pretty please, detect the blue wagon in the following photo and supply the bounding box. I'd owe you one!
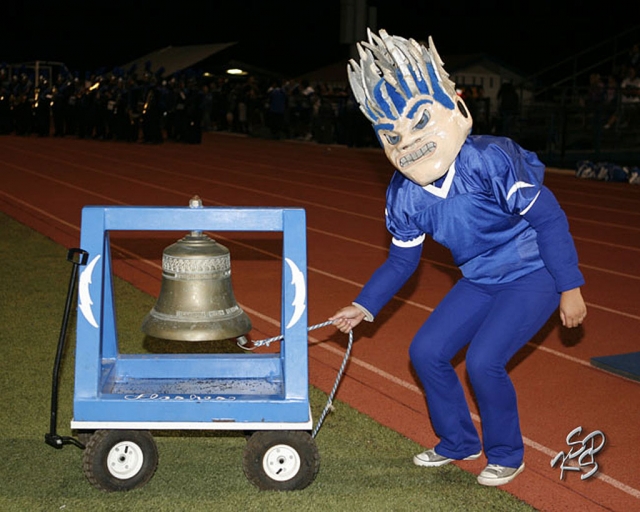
[48,201,320,492]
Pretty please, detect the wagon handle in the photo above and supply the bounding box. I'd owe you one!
[45,248,89,450]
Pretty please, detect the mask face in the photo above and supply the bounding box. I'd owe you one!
[374,95,472,186]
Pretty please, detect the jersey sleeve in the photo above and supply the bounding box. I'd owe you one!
[353,242,423,319]
[523,186,585,292]
[384,172,427,247]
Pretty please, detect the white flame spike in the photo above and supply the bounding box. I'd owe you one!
[388,37,421,97]
[362,38,409,102]
[426,36,457,96]
[349,54,384,122]
[408,38,431,84]
[369,28,388,48]
[347,59,366,105]
[347,29,460,123]
[362,59,388,119]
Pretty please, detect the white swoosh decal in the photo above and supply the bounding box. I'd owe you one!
[506,181,535,200]
[285,257,306,329]
[79,255,101,328]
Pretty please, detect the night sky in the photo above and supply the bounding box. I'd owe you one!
[2,1,637,78]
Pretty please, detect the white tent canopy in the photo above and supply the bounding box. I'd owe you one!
[120,42,237,77]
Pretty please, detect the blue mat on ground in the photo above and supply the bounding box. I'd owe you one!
[590,351,640,382]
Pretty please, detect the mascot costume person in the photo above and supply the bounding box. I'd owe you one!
[331,29,587,487]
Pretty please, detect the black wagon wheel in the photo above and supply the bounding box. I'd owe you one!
[82,429,159,492]
[75,430,94,446]
[242,430,320,491]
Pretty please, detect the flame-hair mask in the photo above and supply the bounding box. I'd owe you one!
[348,29,472,186]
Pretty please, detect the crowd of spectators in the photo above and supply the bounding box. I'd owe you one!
[2,41,638,149]
[584,43,640,135]
[0,63,376,147]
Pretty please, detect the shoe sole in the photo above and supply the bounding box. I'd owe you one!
[477,462,525,486]
[413,450,482,467]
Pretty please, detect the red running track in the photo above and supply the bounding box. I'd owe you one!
[1,133,639,511]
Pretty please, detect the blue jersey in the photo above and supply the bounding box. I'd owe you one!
[385,135,550,285]
[354,135,583,319]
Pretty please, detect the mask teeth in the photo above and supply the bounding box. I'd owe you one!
[399,142,436,168]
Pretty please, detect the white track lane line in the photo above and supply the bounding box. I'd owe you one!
[1,156,639,500]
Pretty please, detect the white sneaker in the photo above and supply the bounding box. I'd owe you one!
[477,462,525,486]
[413,448,482,467]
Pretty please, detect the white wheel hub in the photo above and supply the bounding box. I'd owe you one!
[106,441,144,479]
[262,444,301,481]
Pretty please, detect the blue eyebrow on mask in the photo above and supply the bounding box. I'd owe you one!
[374,123,395,134]
[406,99,433,119]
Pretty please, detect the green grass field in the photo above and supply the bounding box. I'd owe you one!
[0,211,536,511]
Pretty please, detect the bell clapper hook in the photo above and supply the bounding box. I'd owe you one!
[236,336,252,350]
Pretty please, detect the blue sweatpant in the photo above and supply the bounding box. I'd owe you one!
[408,267,560,468]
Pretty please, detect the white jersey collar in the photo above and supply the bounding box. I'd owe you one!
[423,161,456,198]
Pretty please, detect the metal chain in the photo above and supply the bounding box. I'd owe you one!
[312,328,353,438]
[237,319,354,438]
[238,320,335,349]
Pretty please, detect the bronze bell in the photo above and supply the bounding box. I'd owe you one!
[141,228,252,342]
